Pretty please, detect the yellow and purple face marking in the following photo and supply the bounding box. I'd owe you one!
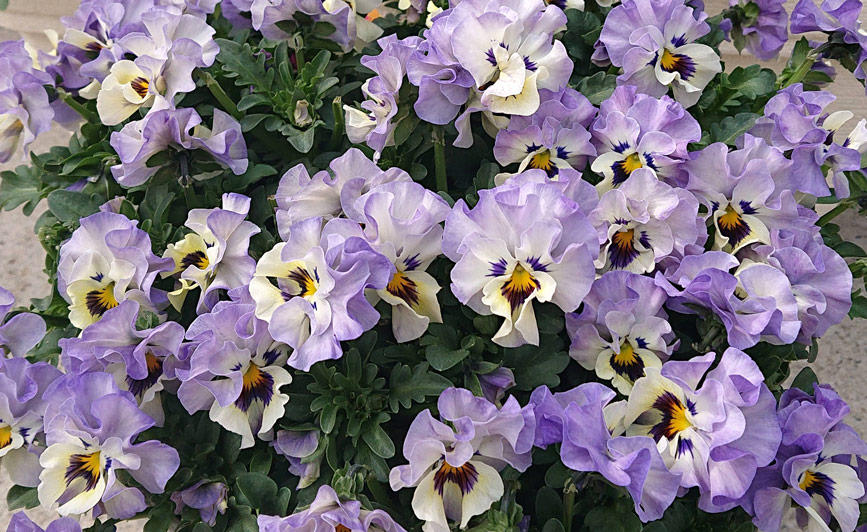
[283,266,318,300]
[716,201,757,247]
[125,351,164,398]
[433,461,479,496]
[85,279,119,318]
[648,391,696,458]
[387,271,421,307]
[65,451,103,493]
[234,363,275,412]
[609,342,646,383]
[800,469,836,505]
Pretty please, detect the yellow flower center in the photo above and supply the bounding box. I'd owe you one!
[717,203,751,246]
[287,266,318,299]
[65,451,102,492]
[609,342,646,382]
[236,363,275,412]
[0,425,11,449]
[500,264,540,313]
[85,282,119,317]
[387,270,420,307]
[130,76,149,99]
[180,250,210,270]
[433,460,479,495]
[529,149,556,176]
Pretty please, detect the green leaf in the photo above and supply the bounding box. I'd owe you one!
[535,486,563,524]
[707,113,759,145]
[583,505,642,531]
[791,366,819,393]
[361,422,395,458]
[850,292,867,319]
[575,72,617,105]
[541,519,566,532]
[0,166,42,213]
[6,485,39,510]
[425,345,470,371]
[725,65,776,99]
[144,501,175,532]
[215,39,274,91]
[388,363,452,412]
[234,472,278,511]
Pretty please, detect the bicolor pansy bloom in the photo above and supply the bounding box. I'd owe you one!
[568,272,675,394]
[163,193,259,313]
[746,384,867,532]
[0,40,54,164]
[617,349,781,512]
[274,147,411,239]
[389,388,534,532]
[684,142,815,253]
[250,217,392,371]
[443,171,599,347]
[96,8,217,125]
[177,289,292,449]
[595,0,721,107]
[493,88,597,180]
[591,169,703,273]
[56,212,173,330]
[58,300,185,427]
[38,372,179,518]
[590,86,700,192]
[352,181,451,342]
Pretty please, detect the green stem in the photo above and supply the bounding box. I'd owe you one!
[781,48,820,89]
[563,486,576,532]
[199,71,242,120]
[56,89,99,123]
[817,201,853,226]
[433,127,448,193]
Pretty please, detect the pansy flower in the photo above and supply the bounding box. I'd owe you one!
[272,430,321,489]
[6,513,82,532]
[274,147,411,239]
[744,384,867,532]
[617,348,781,512]
[567,272,675,394]
[57,212,173,330]
[530,383,681,521]
[259,485,406,531]
[726,0,788,60]
[163,193,259,312]
[590,85,700,191]
[258,0,384,53]
[389,388,535,532]
[684,142,814,253]
[493,88,597,178]
[790,0,867,87]
[352,181,451,342]
[344,34,422,155]
[250,217,392,371]
[170,481,228,527]
[595,0,722,107]
[443,171,599,347]
[96,7,218,125]
[0,40,54,163]
[591,169,703,273]
[0,357,62,488]
[58,300,184,426]
[110,107,248,187]
[0,285,46,357]
[38,372,179,518]
[177,289,292,449]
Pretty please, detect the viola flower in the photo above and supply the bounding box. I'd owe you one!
[274,147,411,239]
[726,0,788,60]
[250,217,392,371]
[162,193,259,312]
[567,272,675,394]
[591,169,703,274]
[656,251,801,348]
[0,40,54,163]
[618,348,781,512]
[389,388,535,532]
[177,289,292,449]
[742,230,852,344]
[110,107,248,187]
[479,367,516,405]
[529,383,681,521]
[272,430,321,489]
[744,384,867,532]
[595,0,722,107]
[406,0,572,146]
[344,35,422,155]
[96,8,218,125]
[493,88,597,178]
[684,142,814,253]
[590,86,701,191]
[442,171,599,347]
[0,357,62,488]
[749,84,857,198]
[38,372,179,518]
[6,513,82,532]
[353,181,451,342]
[0,285,46,357]
[170,481,228,527]
[58,300,184,426]
[56,212,173,330]
[259,485,406,531]
[790,0,867,86]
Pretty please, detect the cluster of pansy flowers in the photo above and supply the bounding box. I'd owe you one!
[0,0,867,530]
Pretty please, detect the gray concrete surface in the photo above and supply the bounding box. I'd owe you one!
[0,0,865,530]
